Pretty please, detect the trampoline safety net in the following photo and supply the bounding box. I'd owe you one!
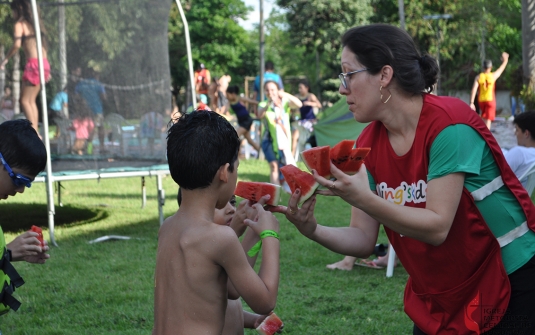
[7,0,173,172]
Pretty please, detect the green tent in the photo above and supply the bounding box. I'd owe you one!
[314,97,369,146]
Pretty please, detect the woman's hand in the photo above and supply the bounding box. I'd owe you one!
[314,162,373,208]
[269,189,318,238]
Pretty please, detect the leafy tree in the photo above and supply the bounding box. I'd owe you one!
[276,0,373,102]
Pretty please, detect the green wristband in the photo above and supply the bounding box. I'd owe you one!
[247,230,280,257]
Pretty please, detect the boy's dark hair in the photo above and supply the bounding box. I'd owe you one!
[177,187,182,206]
[514,111,535,141]
[167,110,240,189]
[483,60,493,70]
[0,120,46,176]
[226,85,240,95]
[265,61,275,71]
[342,24,439,94]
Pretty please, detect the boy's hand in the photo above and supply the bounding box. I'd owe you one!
[244,204,279,235]
[7,231,50,264]
[231,195,273,237]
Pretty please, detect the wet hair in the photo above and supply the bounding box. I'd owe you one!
[341,24,439,94]
[264,80,280,90]
[167,110,240,190]
[226,85,240,95]
[265,61,275,71]
[483,60,493,70]
[513,111,535,141]
[0,119,46,176]
[177,187,182,206]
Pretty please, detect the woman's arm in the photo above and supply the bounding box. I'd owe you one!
[280,92,303,109]
[315,163,464,246]
[239,96,260,106]
[0,22,23,69]
[304,93,322,108]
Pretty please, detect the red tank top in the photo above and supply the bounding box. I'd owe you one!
[357,93,535,334]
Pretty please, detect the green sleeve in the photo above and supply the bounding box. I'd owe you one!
[428,124,486,181]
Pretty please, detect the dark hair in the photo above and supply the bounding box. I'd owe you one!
[513,111,535,141]
[341,24,439,94]
[265,61,275,71]
[0,119,46,176]
[167,110,240,190]
[483,60,493,70]
[298,80,310,90]
[226,85,240,95]
[264,80,280,90]
[10,0,48,51]
[177,187,182,206]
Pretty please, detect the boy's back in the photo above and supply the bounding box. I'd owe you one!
[154,211,238,333]
[153,110,280,335]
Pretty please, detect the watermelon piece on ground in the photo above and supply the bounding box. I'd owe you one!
[330,140,355,171]
[256,312,284,335]
[300,145,331,178]
[234,181,281,206]
[342,147,371,175]
[279,165,319,205]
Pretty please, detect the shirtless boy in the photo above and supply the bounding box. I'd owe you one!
[153,110,280,335]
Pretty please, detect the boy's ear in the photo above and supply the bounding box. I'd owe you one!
[218,163,231,183]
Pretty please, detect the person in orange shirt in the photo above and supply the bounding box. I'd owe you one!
[469,52,509,130]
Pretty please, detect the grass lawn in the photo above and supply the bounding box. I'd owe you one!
[0,159,412,334]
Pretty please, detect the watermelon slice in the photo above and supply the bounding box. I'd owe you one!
[342,147,371,174]
[300,145,331,178]
[279,165,319,205]
[234,181,281,206]
[330,140,355,171]
[256,312,284,335]
[30,225,45,248]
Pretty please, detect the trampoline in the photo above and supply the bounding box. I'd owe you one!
[0,0,197,245]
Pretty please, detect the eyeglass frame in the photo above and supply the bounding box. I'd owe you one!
[0,151,33,188]
[339,68,369,89]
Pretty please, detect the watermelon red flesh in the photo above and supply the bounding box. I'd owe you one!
[256,312,283,335]
[279,165,319,205]
[300,145,331,178]
[330,140,355,170]
[342,147,371,174]
[234,181,281,206]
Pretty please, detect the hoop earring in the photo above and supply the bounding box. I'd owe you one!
[379,85,392,104]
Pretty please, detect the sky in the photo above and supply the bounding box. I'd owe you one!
[238,0,276,31]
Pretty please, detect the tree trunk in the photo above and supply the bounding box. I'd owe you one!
[522,0,535,89]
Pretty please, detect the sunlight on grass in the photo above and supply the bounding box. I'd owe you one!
[0,159,412,334]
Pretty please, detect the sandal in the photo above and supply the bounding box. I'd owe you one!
[354,258,385,270]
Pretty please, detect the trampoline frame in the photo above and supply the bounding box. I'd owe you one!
[27,0,194,246]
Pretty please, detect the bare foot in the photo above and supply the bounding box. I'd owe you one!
[326,257,357,271]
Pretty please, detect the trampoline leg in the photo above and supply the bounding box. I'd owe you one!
[141,177,146,209]
[157,175,165,225]
[57,181,63,207]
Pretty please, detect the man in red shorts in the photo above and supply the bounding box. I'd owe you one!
[469,52,509,130]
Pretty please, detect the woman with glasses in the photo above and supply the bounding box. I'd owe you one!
[276,24,535,334]
[0,119,49,315]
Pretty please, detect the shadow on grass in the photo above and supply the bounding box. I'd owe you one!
[0,203,108,232]
[65,192,160,201]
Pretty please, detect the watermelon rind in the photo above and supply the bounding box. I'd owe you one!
[279,165,320,206]
[234,181,281,206]
[256,312,283,335]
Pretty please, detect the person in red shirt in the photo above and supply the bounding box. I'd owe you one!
[274,24,535,335]
[194,63,211,95]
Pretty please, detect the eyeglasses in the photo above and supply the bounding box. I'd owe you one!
[0,152,32,188]
[339,68,369,89]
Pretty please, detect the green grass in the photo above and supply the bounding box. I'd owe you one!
[0,159,412,334]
